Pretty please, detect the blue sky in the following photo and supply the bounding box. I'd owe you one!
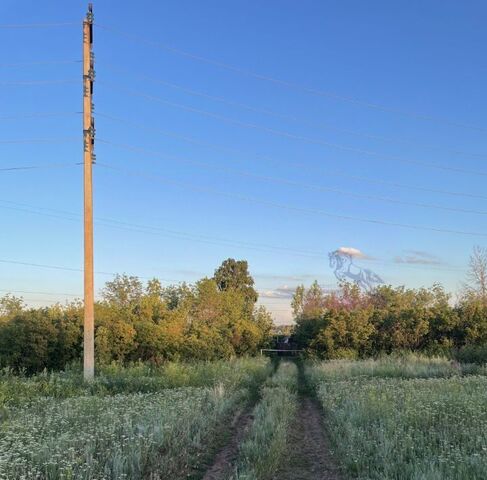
[1,1,487,324]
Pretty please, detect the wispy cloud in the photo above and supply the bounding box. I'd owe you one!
[259,285,296,299]
[259,283,335,299]
[254,273,322,282]
[394,250,445,266]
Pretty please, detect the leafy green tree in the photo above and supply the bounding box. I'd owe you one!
[0,294,25,321]
[102,274,144,310]
[213,259,258,312]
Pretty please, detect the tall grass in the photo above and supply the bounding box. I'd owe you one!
[0,357,271,410]
[232,361,298,480]
[0,386,244,479]
[0,359,272,479]
[306,353,486,387]
[309,356,487,479]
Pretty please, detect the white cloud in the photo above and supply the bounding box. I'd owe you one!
[337,246,368,258]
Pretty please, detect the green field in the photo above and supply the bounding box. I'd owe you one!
[308,355,487,480]
[1,355,487,479]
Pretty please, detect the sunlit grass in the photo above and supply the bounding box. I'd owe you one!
[306,352,486,386]
[309,357,487,479]
[0,357,271,409]
[0,358,271,479]
[232,361,298,480]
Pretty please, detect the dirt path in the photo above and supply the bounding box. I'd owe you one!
[201,409,253,480]
[272,396,342,480]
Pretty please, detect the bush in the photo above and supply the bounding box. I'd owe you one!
[454,345,487,364]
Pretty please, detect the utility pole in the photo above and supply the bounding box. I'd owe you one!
[83,3,95,381]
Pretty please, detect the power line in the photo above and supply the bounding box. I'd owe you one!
[0,60,81,67]
[98,81,487,177]
[0,22,78,29]
[0,259,179,283]
[99,62,487,161]
[97,162,487,238]
[0,136,78,144]
[0,288,81,297]
[0,200,466,272]
[0,258,285,291]
[96,23,487,133]
[0,79,78,86]
[0,162,80,172]
[95,112,487,201]
[0,199,466,274]
[98,138,487,216]
[0,112,80,121]
[0,199,325,259]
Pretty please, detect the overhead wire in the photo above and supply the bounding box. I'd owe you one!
[0,259,179,283]
[0,163,80,172]
[97,138,487,216]
[0,79,78,86]
[0,200,326,259]
[0,136,78,144]
[95,112,487,201]
[96,162,487,239]
[98,81,487,177]
[0,288,81,297]
[0,60,81,67]
[0,22,78,29]
[0,112,81,121]
[0,258,293,291]
[99,61,487,160]
[0,199,466,272]
[96,23,487,133]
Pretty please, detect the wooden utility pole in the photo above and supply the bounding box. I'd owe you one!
[83,3,95,381]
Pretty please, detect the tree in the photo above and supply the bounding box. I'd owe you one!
[161,283,193,310]
[0,294,25,321]
[464,246,487,303]
[101,274,144,309]
[213,259,258,311]
[292,282,327,348]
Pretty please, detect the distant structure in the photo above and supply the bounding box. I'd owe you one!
[328,249,383,291]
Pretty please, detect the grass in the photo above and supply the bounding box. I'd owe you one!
[305,352,486,386]
[0,357,271,410]
[309,354,487,480]
[0,358,271,479]
[231,361,298,480]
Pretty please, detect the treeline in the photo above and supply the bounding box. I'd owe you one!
[293,281,487,359]
[0,259,272,373]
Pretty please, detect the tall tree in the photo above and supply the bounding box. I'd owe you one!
[213,259,258,309]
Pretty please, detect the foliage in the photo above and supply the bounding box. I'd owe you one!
[454,344,487,365]
[293,281,487,359]
[213,258,258,314]
[0,259,272,372]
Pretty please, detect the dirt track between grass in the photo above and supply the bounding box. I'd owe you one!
[202,409,253,480]
[272,395,343,480]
